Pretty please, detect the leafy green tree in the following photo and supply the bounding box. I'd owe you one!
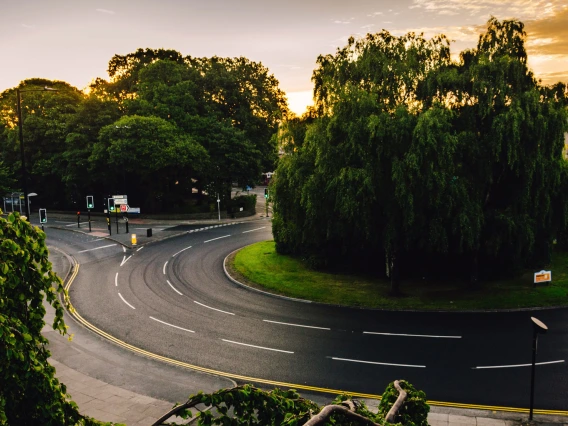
[0,79,84,209]
[92,115,208,212]
[62,93,121,203]
[153,381,428,425]
[189,56,288,172]
[0,211,95,425]
[0,160,16,195]
[273,18,568,291]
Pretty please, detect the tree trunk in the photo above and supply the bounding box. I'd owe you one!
[469,251,479,288]
[389,249,401,296]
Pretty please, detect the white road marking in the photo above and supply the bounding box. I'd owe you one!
[122,246,126,252]
[172,246,192,257]
[331,357,425,368]
[78,244,117,253]
[150,316,194,333]
[118,293,135,309]
[363,331,462,339]
[473,360,565,369]
[89,238,105,243]
[115,272,118,287]
[221,339,293,354]
[263,319,330,330]
[136,247,143,252]
[194,301,234,315]
[163,261,168,275]
[120,255,132,267]
[166,280,183,296]
[243,227,266,233]
[65,223,79,227]
[55,221,74,223]
[204,235,230,243]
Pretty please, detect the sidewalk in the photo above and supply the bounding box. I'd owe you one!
[44,212,567,425]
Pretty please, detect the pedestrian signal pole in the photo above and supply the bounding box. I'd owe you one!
[39,208,47,232]
[86,195,93,232]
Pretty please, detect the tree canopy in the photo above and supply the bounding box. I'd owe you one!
[0,50,288,213]
[273,18,568,288]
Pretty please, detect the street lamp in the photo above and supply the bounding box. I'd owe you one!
[16,86,58,219]
[529,316,548,421]
[27,192,37,212]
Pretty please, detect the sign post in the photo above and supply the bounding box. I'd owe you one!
[533,270,551,288]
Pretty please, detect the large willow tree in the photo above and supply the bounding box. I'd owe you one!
[272,18,568,292]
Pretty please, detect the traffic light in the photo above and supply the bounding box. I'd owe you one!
[86,195,94,209]
[108,197,115,212]
[39,208,47,223]
[264,188,269,199]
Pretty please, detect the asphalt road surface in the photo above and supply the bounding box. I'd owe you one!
[45,224,568,411]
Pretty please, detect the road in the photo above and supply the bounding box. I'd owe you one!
[43,221,568,412]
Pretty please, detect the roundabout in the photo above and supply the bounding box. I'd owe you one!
[47,220,568,415]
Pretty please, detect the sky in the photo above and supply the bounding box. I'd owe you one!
[1,0,567,116]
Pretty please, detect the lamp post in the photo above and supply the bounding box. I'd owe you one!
[27,192,37,214]
[16,86,58,219]
[529,316,548,421]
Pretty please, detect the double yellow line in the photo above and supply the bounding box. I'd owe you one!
[63,260,568,417]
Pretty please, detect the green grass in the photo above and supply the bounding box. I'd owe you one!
[231,241,568,310]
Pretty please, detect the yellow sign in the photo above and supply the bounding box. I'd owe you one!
[534,270,551,283]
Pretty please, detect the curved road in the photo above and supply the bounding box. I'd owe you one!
[47,222,568,412]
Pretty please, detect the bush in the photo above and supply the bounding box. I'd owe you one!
[230,194,257,213]
[378,380,429,426]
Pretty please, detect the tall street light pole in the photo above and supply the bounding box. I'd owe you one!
[16,86,58,219]
[529,316,548,421]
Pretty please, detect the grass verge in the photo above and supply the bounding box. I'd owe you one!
[230,241,568,310]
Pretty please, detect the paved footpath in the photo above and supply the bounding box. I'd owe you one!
[41,212,567,425]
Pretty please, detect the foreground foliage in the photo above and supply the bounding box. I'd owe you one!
[155,381,428,425]
[273,18,568,289]
[0,211,103,425]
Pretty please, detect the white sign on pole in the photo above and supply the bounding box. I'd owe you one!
[112,195,128,205]
[127,207,140,213]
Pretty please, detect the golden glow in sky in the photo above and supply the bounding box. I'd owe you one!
[1,0,567,116]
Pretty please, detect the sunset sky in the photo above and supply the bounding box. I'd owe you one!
[2,0,567,115]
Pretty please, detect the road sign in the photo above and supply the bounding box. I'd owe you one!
[112,195,128,205]
[534,270,551,284]
[120,204,128,212]
[127,207,140,213]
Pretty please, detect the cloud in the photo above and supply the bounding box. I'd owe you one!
[525,7,568,55]
[96,8,115,15]
[410,0,564,19]
[21,24,35,29]
[367,12,383,17]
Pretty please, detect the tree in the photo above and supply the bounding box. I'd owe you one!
[0,160,16,195]
[190,56,289,172]
[272,18,568,290]
[92,115,208,212]
[152,381,428,425]
[0,211,96,425]
[0,79,85,209]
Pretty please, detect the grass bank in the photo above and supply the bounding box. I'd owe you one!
[230,241,568,310]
